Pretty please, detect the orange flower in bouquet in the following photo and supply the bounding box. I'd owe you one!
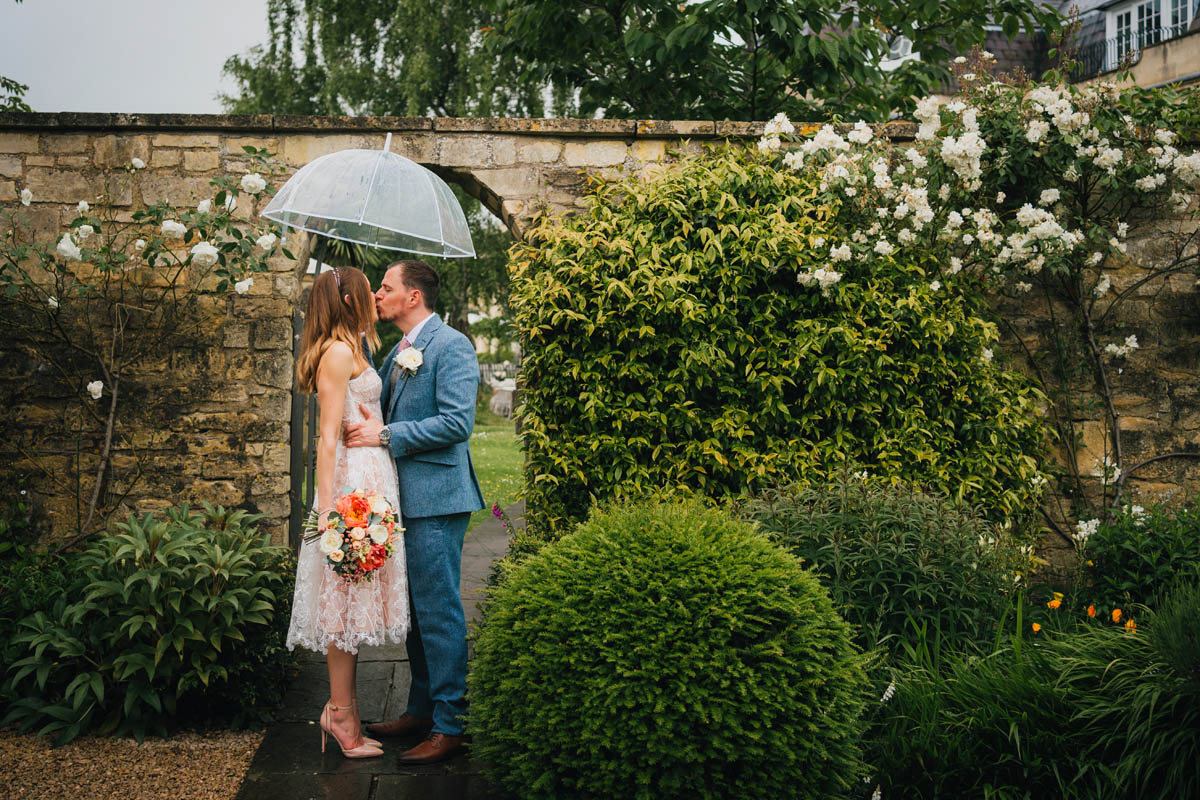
[305,488,402,584]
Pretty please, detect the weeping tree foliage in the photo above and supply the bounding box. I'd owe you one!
[486,0,1064,121]
[220,0,556,117]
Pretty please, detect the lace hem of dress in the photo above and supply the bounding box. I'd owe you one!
[286,624,408,656]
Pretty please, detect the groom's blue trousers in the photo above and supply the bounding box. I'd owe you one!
[403,512,470,736]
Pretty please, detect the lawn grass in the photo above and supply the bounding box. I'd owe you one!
[467,410,523,533]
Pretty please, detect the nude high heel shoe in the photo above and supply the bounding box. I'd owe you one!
[320,701,383,758]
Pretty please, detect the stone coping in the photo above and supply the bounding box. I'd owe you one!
[0,111,920,141]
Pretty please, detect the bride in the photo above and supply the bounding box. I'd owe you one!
[286,266,409,758]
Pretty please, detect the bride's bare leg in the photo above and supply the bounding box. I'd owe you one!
[326,646,367,748]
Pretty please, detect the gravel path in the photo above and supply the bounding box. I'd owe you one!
[0,727,263,800]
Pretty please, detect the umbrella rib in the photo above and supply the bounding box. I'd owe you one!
[359,145,389,226]
[420,164,445,256]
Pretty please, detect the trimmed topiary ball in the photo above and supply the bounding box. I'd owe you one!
[468,501,869,800]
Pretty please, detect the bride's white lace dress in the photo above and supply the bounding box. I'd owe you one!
[286,369,409,654]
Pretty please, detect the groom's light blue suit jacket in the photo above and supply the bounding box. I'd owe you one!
[377,314,486,519]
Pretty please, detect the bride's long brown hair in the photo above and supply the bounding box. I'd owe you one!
[296,267,381,393]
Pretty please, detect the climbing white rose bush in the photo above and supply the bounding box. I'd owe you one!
[760,66,1200,530]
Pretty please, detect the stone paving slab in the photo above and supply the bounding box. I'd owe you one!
[235,502,520,800]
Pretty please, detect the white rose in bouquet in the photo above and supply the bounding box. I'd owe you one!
[319,528,343,554]
[368,523,389,545]
[190,241,219,268]
[368,494,390,516]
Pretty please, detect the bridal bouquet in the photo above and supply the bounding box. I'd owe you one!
[304,488,402,584]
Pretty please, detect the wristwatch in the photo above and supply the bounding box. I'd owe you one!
[378,425,392,447]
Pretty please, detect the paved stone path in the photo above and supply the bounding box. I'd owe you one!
[235,503,520,800]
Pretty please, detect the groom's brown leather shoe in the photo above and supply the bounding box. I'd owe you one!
[364,712,433,738]
[397,732,466,764]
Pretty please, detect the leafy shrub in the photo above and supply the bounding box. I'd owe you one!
[741,477,1029,657]
[469,501,869,800]
[1079,502,1200,612]
[3,504,296,743]
[510,143,1047,538]
[870,594,1200,799]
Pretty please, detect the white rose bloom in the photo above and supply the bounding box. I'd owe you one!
[197,199,212,215]
[255,232,278,251]
[948,257,963,274]
[929,280,942,291]
[1093,274,1111,297]
[56,234,81,261]
[847,121,873,144]
[1038,188,1060,206]
[757,135,781,152]
[982,347,993,362]
[873,239,895,256]
[349,526,367,541]
[1155,129,1176,145]
[75,224,94,240]
[782,150,805,171]
[368,494,390,516]
[1025,119,1050,143]
[898,228,916,244]
[368,523,389,545]
[1135,173,1166,192]
[1016,281,1033,293]
[234,277,254,295]
[86,380,103,400]
[161,219,187,238]
[995,191,1006,203]
[319,529,343,555]
[328,549,345,562]
[130,157,146,170]
[19,188,32,206]
[1173,152,1200,184]
[762,112,794,136]
[134,238,146,252]
[77,200,89,214]
[1094,148,1123,170]
[396,346,424,371]
[190,241,220,268]
[240,173,268,194]
[830,243,852,262]
[48,296,59,310]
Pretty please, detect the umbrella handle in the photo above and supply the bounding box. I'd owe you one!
[383,132,392,152]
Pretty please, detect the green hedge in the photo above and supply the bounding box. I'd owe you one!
[510,144,1047,538]
[469,501,869,800]
[2,504,296,743]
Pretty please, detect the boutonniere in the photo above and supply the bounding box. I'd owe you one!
[395,345,424,377]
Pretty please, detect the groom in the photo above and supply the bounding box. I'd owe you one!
[343,259,485,764]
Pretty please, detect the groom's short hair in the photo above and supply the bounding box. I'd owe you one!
[390,260,440,309]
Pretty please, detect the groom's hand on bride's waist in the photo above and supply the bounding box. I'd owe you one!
[344,403,385,448]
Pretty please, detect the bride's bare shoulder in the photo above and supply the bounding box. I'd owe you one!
[317,341,356,381]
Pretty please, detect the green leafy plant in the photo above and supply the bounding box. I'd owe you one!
[469,500,869,800]
[512,143,1048,538]
[2,503,296,744]
[740,476,1032,658]
[868,592,1200,799]
[1076,501,1200,612]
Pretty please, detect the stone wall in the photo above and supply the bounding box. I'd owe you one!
[1,112,1198,546]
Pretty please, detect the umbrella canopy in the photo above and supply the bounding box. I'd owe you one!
[262,133,475,258]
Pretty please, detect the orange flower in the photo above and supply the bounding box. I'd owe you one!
[1087,605,1097,618]
[1112,608,1123,624]
[1032,622,1042,633]
[1047,592,1063,610]
[1124,619,1137,632]
[336,492,372,528]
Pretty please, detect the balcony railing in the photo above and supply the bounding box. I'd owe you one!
[1071,23,1192,81]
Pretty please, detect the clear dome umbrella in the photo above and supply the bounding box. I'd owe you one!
[261,133,475,258]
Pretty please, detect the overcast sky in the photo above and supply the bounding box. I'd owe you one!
[0,0,270,113]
